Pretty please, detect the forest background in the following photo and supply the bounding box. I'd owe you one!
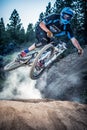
[0,0,86,56]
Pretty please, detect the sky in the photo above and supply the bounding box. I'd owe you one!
[0,0,56,30]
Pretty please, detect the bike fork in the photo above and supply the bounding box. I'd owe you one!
[44,54,57,67]
[44,50,65,67]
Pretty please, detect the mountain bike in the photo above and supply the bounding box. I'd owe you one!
[4,41,67,80]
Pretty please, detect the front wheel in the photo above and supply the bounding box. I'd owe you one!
[29,44,54,80]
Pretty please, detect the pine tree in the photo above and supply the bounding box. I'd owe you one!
[45,2,52,16]
[38,12,44,22]
[26,23,35,43]
[0,18,6,49]
[53,0,73,14]
[0,18,5,32]
[6,9,22,43]
[18,27,25,43]
[71,0,85,39]
[53,0,66,13]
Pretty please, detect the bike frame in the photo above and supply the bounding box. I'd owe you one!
[4,41,67,80]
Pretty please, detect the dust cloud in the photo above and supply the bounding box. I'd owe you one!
[0,52,42,99]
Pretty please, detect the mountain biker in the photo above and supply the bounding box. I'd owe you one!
[20,7,83,57]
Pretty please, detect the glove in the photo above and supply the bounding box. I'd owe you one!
[47,31,53,38]
[78,48,83,55]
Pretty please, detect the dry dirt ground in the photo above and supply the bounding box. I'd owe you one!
[0,99,87,130]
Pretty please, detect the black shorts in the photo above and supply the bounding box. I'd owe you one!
[35,25,50,48]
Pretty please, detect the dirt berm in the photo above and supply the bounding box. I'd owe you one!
[0,99,87,130]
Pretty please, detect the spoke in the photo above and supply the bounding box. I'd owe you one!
[32,50,52,77]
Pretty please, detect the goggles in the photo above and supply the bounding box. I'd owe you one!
[62,13,72,21]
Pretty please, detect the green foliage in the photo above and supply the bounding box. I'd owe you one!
[53,0,65,13]
[45,2,52,16]
[26,23,35,43]
[18,27,25,43]
[0,18,5,45]
[39,12,44,22]
[0,0,86,55]
[71,0,85,34]
[0,18,5,32]
[53,0,72,13]
[6,9,22,43]
[0,18,8,53]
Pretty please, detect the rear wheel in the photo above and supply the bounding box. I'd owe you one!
[4,61,25,71]
[29,44,54,80]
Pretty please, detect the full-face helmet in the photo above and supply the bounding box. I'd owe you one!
[60,7,74,24]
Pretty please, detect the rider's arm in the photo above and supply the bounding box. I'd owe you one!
[39,22,53,38]
[39,22,50,33]
[39,14,56,38]
[67,25,83,55]
[70,37,83,54]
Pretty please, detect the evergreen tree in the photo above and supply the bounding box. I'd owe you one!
[38,2,52,22]
[45,2,52,16]
[0,18,5,32]
[26,23,35,43]
[38,12,44,22]
[53,0,73,13]
[6,9,22,43]
[53,0,66,13]
[18,27,25,43]
[0,18,6,49]
[71,0,85,35]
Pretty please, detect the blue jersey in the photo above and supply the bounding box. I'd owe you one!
[42,14,74,39]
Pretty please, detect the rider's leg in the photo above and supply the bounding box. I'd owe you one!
[28,43,36,51]
[20,43,36,57]
[20,28,48,57]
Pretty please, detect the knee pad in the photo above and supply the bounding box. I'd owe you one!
[35,42,43,48]
[41,38,48,45]
[35,38,48,48]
